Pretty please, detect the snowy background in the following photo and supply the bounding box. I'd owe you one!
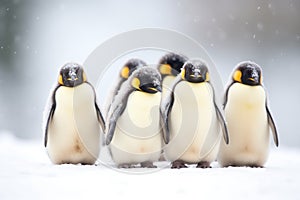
[0,0,300,199]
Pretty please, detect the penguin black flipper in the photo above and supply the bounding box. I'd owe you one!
[44,104,55,147]
[266,105,279,147]
[160,76,182,144]
[86,82,106,131]
[95,102,106,131]
[223,82,234,109]
[106,103,126,145]
[105,75,135,145]
[214,103,229,144]
[210,83,229,144]
[160,91,174,144]
[44,85,60,147]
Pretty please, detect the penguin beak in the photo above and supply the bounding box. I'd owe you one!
[187,72,205,83]
[148,85,162,92]
[190,74,201,78]
[67,76,78,81]
[156,85,162,92]
[140,83,162,93]
[247,77,259,84]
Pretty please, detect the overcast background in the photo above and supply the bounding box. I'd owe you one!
[0,0,299,147]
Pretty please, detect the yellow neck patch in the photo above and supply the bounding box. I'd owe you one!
[206,72,210,82]
[233,70,242,83]
[58,74,63,85]
[159,64,172,75]
[181,69,185,80]
[83,72,87,82]
[131,77,140,90]
[121,66,130,79]
[260,76,263,85]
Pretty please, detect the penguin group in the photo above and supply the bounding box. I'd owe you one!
[43,53,279,168]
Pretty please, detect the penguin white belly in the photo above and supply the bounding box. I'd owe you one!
[47,83,101,164]
[162,76,176,98]
[218,83,269,167]
[164,82,220,163]
[110,92,162,165]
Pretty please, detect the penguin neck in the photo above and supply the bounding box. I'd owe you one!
[162,75,176,95]
[175,81,214,106]
[227,83,266,109]
[162,75,176,86]
[55,83,94,110]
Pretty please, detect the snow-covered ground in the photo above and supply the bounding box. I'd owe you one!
[0,133,299,200]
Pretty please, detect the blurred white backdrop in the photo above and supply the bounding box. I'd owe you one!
[0,0,299,147]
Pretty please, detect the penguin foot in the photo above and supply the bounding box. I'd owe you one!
[81,162,94,165]
[249,165,264,168]
[140,161,157,168]
[118,163,134,168]
[225,164,264,168]
[158,154,166,161]
[196,161,211,168]
[171,160,188,169]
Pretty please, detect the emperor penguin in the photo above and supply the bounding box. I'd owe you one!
[44,62,105,165]
[105,59,146,117]
[160,59,229,169]
[157,53,187,161]
[218,61,279,167]
[106,67,163,168]
[158,53,187,97]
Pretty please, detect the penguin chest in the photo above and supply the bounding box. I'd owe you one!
[222,83,269,164]
[123,92,161,129]
[166,82,218,162]
[47,83,100,163]
[111,92,162,163]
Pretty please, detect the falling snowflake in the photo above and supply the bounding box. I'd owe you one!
[257,23,264,31]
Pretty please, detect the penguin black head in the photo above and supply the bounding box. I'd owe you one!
[58,63,87,87]
[158,52,188,77]
[181,60,210,83]
[233,61,262,86]
[131,67,162,94]
[120,59,146,79]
